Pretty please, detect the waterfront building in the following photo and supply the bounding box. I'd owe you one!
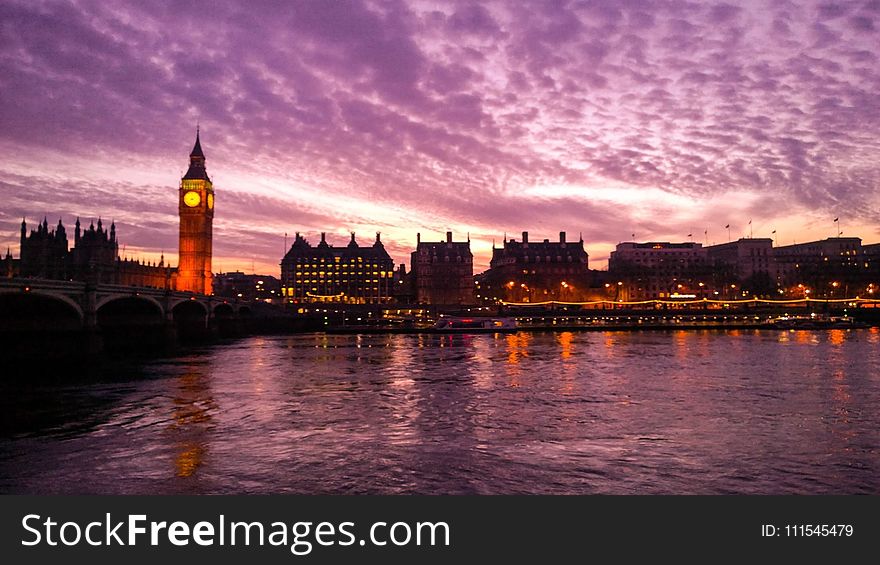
[483,232,591,302]
[704,238,774,280]
[392,263,415,304]
[410,232,474,305]
[280,232,394,304]
[177,130,215,295]
[19,218,69,280]
[705,238,776,295]
[862,243,880,297]
[214,272,281,302]
[608,241,709,300]
[773,237,867,295]
[17,217,174,288]
[3,248,16,278]
[11,133,218,292]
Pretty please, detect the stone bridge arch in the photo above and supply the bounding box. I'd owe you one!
[0,289,87,365]
[172,298,211,342]
[0,289,85,328]
[96,293,165,318]
[95,295,168,355]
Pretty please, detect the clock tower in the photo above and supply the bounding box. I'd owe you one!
[177,129,214,294]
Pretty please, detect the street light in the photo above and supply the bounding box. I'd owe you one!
[520,283,530,302]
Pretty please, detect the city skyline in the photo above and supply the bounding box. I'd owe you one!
[2,1,879,274]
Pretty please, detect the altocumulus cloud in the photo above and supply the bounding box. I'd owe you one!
[0,0,878,271]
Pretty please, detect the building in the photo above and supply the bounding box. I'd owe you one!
[280,232,395,304]
[410,231,473,305]
[705,238,774,280]
[862,243,880,297]
[608,241,709,300]
[773,237,866,294]
[11,133,218,293]
[392,263,415,304]
[214,272,281,302]
[482,232,590,302]
[3,248,17,278]
[19,218,69,279]
[177,130,215,295]
[704,238,776,295]
[16,217,174,288]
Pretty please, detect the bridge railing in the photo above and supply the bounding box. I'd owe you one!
[0,278,87,292]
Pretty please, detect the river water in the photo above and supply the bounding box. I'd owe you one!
[1,329,879,494]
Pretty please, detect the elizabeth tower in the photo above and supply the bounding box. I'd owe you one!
[177,130,214,294]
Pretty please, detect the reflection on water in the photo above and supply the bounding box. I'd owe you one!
[169,370,214,478]
[1,329,879,494]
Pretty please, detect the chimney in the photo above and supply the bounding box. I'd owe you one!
[522,231,529,244]
[560,231,566,243]
[416,232,421,245]
[446,231,452,243]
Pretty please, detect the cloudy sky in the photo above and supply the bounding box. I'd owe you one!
[1,0,878,273]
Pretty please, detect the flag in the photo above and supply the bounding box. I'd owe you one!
[772,230,776,234]
[834,217,839,222]
[687,233,693,237]
[725,224,730,229]
[748,219,752,225]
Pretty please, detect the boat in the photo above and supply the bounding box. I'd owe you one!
[770,315,868,329]
[431,316,518,332]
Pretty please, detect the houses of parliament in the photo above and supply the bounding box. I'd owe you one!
[5,132,215,295]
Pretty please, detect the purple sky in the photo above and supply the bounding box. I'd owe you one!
[1,0,878,274]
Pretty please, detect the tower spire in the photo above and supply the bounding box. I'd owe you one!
[183,128,209,181]
[190,127,204,158]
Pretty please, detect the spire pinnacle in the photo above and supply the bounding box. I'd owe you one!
[190,128,204,158]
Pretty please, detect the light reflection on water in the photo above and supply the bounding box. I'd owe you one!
[1,329,879,494]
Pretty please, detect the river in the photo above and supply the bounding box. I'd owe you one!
[1,329,878,494]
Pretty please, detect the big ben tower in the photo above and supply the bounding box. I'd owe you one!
[177,129,214,294]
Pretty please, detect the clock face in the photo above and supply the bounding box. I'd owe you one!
[183,191,201,207]
[207,193,214,210]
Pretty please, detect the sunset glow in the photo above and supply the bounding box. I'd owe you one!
[1,0,878,274]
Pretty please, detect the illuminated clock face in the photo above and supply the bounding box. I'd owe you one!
[183,191,201,207]
[207,193,214,210]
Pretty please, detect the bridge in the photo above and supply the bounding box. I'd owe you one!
[0,278,253,362]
